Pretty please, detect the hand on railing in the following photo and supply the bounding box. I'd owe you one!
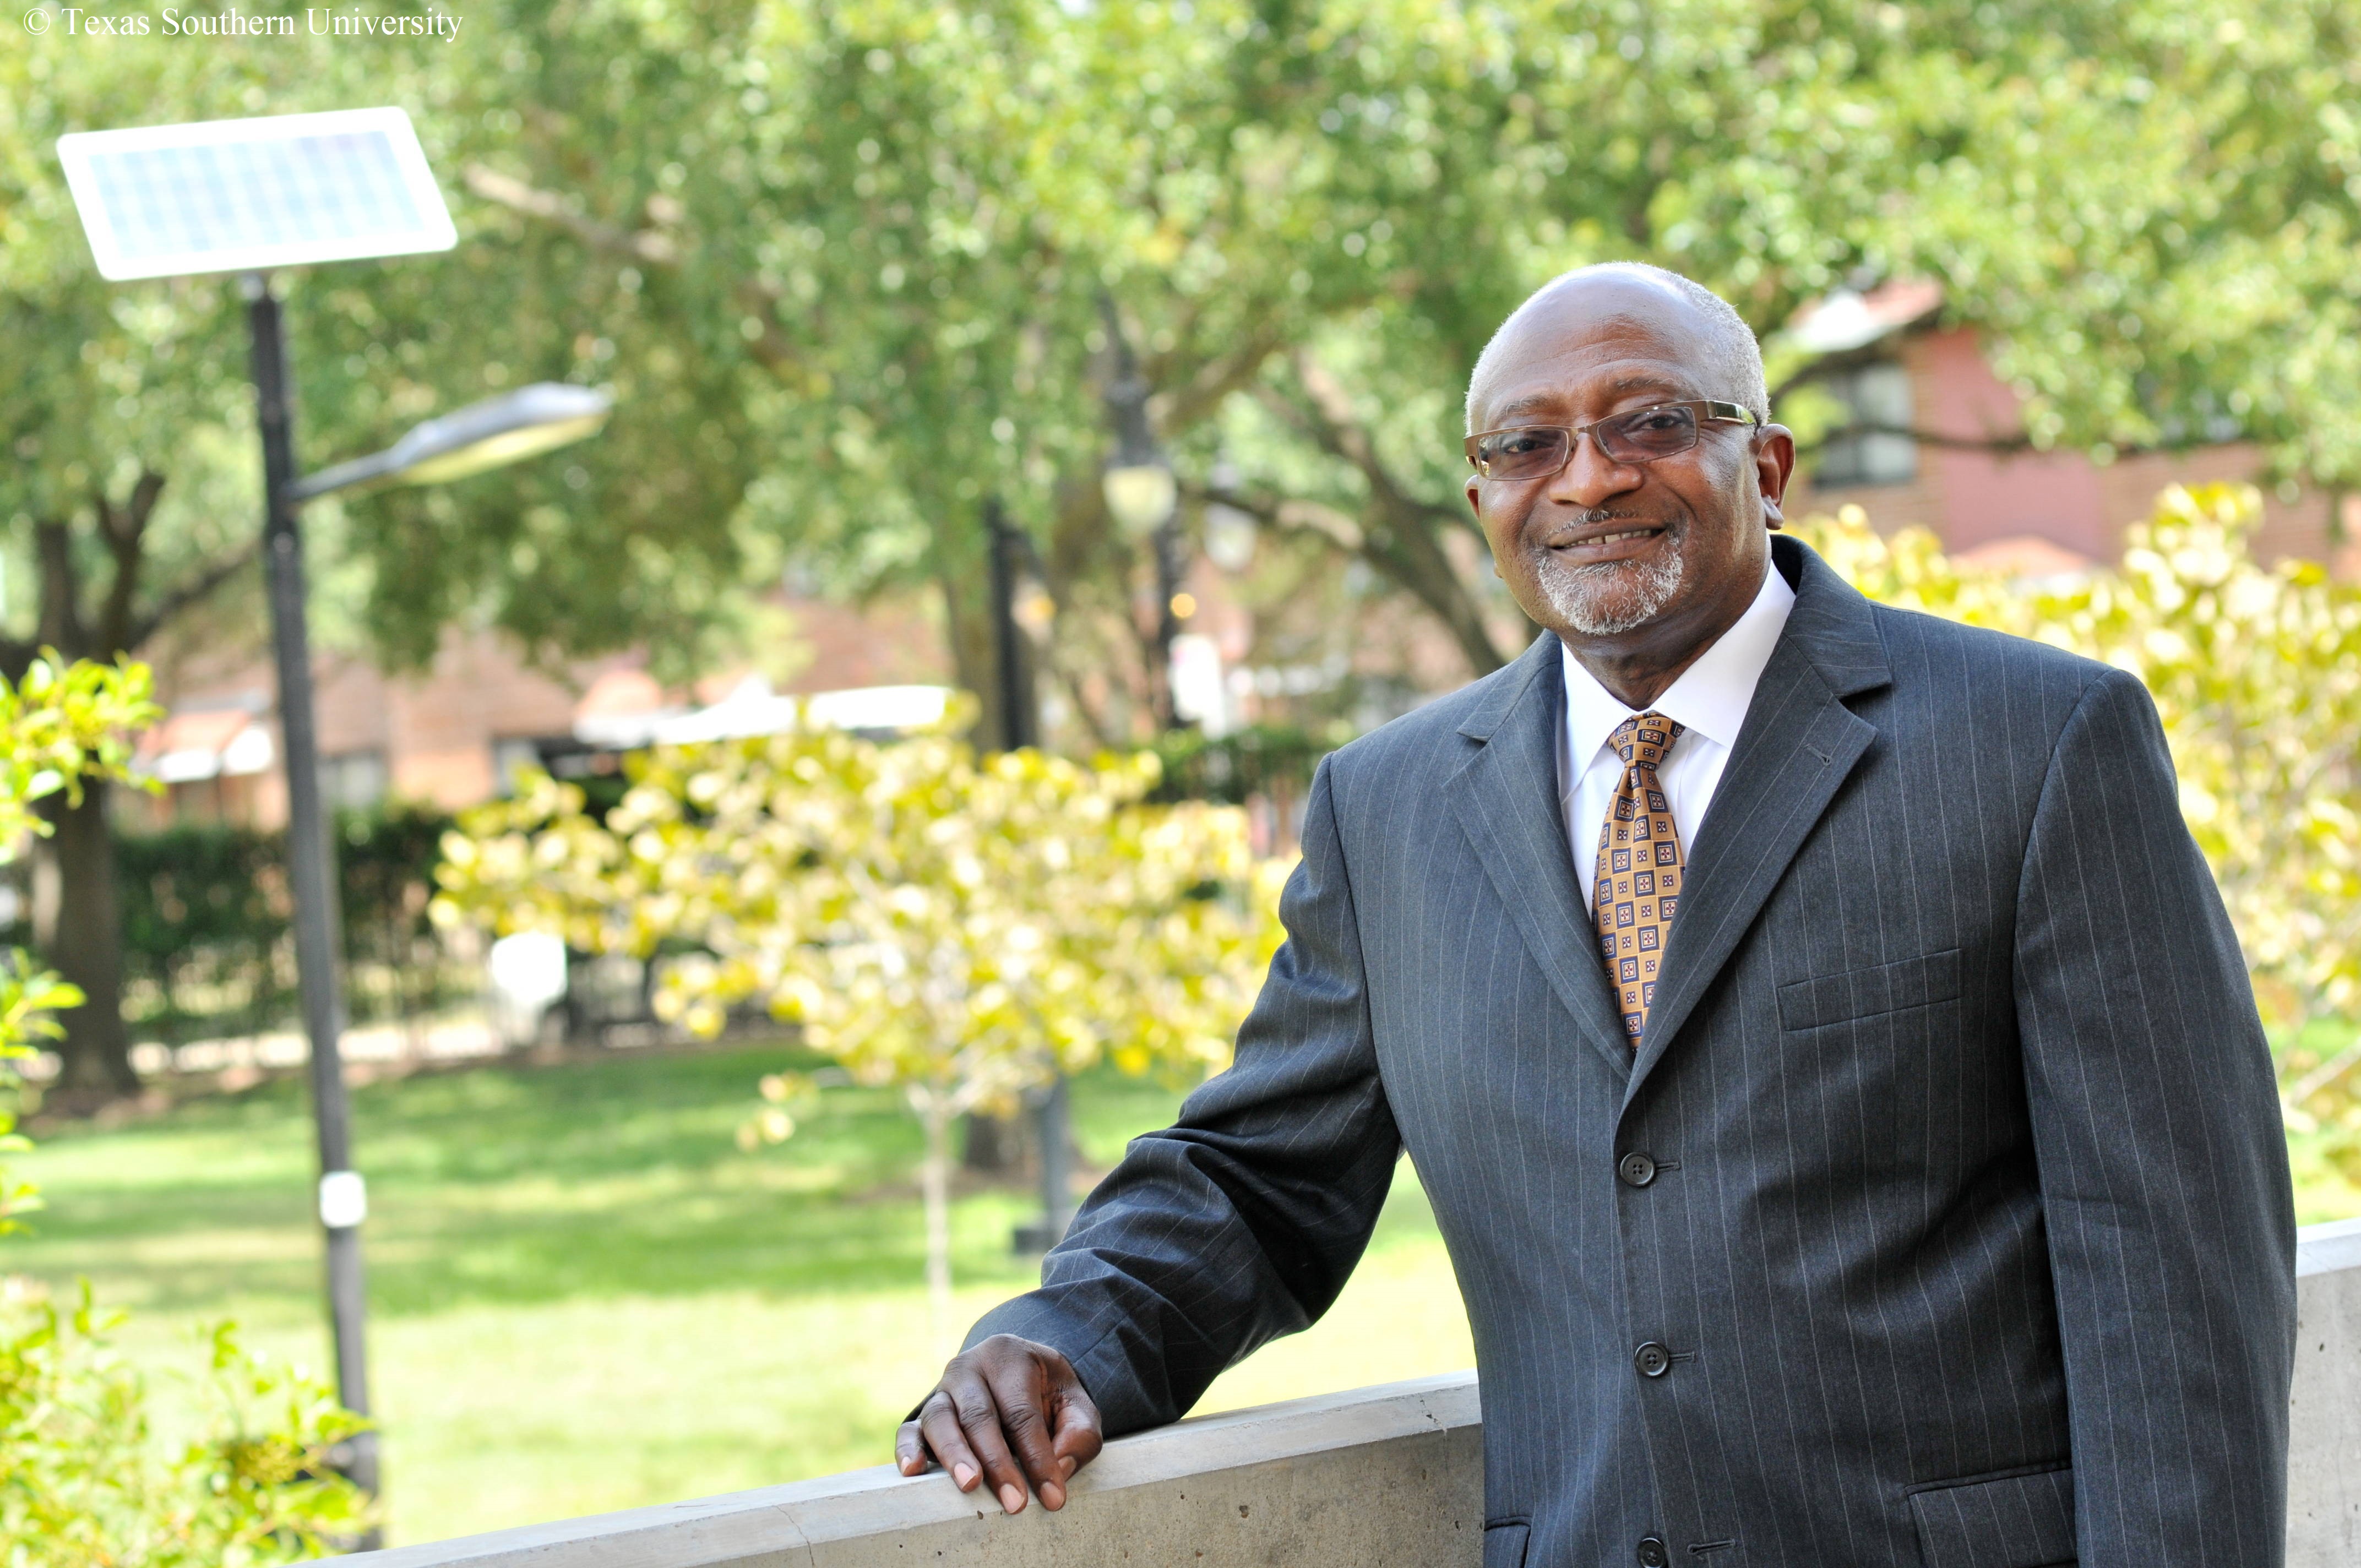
[896,1334,1105,1515]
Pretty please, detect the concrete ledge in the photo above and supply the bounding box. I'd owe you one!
[325,1370,1482,1568]
[320,1223,2361,1567]
[2292,1217,2361,1567]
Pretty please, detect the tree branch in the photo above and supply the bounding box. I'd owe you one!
[1257,353,1520,673]
[34,520,83,656]
[95,469,165,656]
[461,164,799,374]
[1792,422,2041,459]
[127,536,263,653]
[462,164,681,265]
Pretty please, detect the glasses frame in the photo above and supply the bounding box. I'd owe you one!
[1464,400,1761,481]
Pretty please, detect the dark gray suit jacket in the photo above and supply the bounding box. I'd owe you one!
[972,536,2297,1568]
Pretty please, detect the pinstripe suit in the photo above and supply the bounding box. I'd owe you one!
[971,536,2298,1567]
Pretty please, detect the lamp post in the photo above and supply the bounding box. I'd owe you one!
[57,108,610,1536]
[983,498,1081,1251]
[1096,296,1188,732]
[247,271,611,1515]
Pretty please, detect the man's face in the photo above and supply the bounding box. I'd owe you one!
[1463,277,1794,659]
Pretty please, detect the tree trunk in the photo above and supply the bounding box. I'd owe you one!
[32,779,139,1097]
[961,1109,1024,1173]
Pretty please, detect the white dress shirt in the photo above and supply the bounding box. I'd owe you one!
[1559,558,1797,910]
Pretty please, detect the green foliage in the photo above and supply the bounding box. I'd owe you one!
[0,654,369,1562]
[0,655,157,854]
[17,1,2359,717]
[0,955,81,1240]
[0,651,155,1223]
[0,1286,369,1566]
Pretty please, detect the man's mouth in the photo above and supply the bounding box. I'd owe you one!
[1546,522,1669,554]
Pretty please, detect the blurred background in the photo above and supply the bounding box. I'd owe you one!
[2,0,2358,1552]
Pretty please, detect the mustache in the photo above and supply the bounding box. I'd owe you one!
[1531,508,1675,545]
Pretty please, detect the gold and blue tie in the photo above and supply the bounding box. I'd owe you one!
[1593,712,1686,1044]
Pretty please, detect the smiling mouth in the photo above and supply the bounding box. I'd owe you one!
[1548,524,1667,552]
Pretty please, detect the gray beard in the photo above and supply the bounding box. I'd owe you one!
[1534,547,1685,636]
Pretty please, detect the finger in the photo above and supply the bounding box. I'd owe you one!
[944,1375,1031,1515]
[916,1393,984,1495]
[1048,1369,1105,1476]
[895,1418,931,1476]
[982,1355,1068,1509]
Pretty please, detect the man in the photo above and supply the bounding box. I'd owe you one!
[895,264,2297,1567]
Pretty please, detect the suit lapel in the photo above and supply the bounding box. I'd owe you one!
[1623,537,1892,1102]
[1446,633,1634,1081]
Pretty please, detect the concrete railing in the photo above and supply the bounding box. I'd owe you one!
[320,1219,2361,1568]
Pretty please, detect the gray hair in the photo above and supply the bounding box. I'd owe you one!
[1465,262,1769,433]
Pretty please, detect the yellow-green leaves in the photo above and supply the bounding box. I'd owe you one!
[436,718,1289,1322]
[0,652,160,1232]
[437,723,1287,1114]
[0,653,160,854]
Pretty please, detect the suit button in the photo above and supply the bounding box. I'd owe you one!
[1634,1341,1671,1378]
[1636,1537,1670,1567]
[1618,1152,1657,1186]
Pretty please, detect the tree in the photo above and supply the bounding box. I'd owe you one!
[452,0,2361,737]
[433,718,1285,1339]
[3,34,763,1092]
[19,0,2361,1086]
[1792,483,2361,1129]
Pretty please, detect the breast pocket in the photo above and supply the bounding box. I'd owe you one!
[1777,947,1963,1033]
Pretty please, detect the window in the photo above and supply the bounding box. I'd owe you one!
[1815,361,1917,487]
[492,738,546,796]
[319,750,388,809]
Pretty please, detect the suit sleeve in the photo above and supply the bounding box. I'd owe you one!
[963,754,1401,1435]
[2014,666,2297,1567]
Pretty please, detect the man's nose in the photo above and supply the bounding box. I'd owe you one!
[1542,431,1644,510]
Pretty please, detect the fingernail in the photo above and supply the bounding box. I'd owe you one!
[1041,1482,1065,1511]
[953,1463,977,1488]
[999,1483,1025,1513]
[1059,1456,1077,1478]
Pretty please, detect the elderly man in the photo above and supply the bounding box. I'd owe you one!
[896,264,2297,1567]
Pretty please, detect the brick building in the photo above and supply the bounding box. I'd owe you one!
[127,592,949,830]
[1780,281,2357,576]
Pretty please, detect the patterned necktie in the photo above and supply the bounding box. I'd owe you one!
[1593,712,1687,1045]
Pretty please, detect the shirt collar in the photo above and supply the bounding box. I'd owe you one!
[1559,553,1798,769]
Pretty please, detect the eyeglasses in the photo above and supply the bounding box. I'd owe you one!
[1464,400,1760,481]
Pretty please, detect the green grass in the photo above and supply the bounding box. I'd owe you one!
[5,1046,1472,1546]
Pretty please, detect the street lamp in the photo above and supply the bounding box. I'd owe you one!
[251,280,608,1515]
[289,382,613,500]
[57,108,610,1529]
[1096,295,1190,731]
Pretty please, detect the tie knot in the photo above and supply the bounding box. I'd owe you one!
[1612,712,1684,769]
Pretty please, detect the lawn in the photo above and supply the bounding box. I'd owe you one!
[5,1044,1473,1548]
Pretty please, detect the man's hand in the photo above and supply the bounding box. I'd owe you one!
[895,1333,1105,1514]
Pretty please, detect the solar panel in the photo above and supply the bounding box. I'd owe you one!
[57,107,456,281]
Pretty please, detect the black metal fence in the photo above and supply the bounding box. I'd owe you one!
[107,803,472,1046]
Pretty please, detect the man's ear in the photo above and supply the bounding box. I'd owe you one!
[1753,423,1796,531]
